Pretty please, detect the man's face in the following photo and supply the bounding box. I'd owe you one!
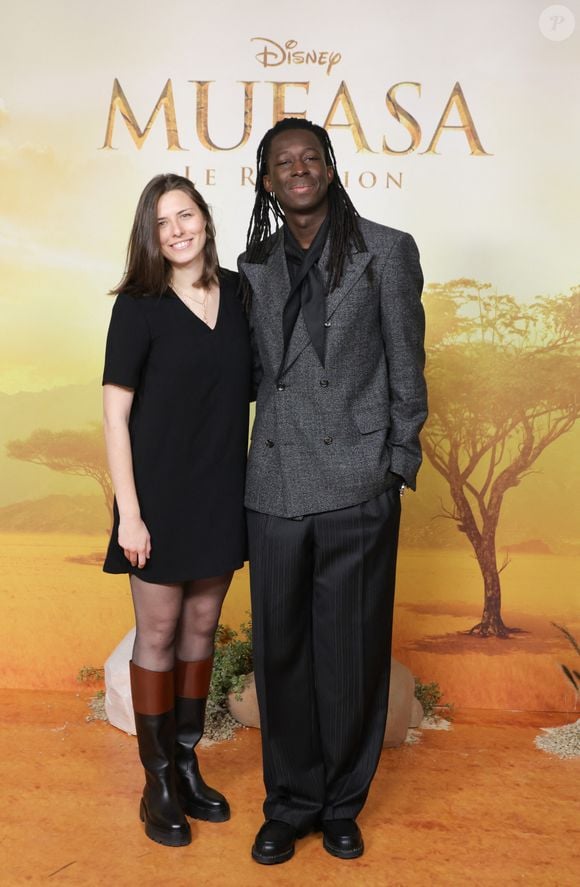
[263,129,334,216]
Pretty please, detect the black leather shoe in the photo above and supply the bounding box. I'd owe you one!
[322,819,364,859]
[252,819,297,865]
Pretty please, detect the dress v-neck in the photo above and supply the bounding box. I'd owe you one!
[171,286,221,331]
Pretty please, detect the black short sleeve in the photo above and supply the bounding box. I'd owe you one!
[102,293,151,389]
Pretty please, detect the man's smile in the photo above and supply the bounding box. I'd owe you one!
[289,181,315,192]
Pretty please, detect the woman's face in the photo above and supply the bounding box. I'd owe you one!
[156,189,207,272]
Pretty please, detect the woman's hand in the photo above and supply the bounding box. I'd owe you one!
[118,515,151,569]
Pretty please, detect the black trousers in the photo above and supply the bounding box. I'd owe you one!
[247,485,401,830]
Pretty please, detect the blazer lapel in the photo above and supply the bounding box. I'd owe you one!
[240,234,288,375]
[325,250,372,319]
[241,234,373,379]
[282,247,373,375]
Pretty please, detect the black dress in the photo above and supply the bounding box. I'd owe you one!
[102,269,251,584]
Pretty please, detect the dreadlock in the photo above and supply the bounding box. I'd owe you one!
[242,118,368,308]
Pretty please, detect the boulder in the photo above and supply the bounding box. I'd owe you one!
[383,659,416,747]
[226,659,419,748]
[409,696,425,729]
[104,628,136,735]
[227,672,261,728]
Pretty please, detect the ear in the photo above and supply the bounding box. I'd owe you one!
[263,173,273,193]
[326,166,334,185]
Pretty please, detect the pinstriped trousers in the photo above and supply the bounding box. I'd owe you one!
[247,485,401,829]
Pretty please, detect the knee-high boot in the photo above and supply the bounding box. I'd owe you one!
[130,661,192,846]
[174,656,230,822]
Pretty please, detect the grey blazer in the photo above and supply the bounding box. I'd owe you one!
[239,217,427,518]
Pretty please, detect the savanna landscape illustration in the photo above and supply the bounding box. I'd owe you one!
[0,281,578,711]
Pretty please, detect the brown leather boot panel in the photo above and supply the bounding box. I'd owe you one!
[130,661,174,715]
[175,656,213,699]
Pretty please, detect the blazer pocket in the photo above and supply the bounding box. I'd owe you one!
[354,405,390,434]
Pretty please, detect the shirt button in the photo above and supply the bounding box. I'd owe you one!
[324,320,331,328]
[265,439,275,448]
[319,379,329,388]
[323,436,333,445]
[276,383,286,391]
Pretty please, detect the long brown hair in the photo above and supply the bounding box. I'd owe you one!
[111,174,219,297]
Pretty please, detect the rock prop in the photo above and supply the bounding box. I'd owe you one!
[409,696,425,730]
[105,633,422,748]
[104,628,136,735]
[227,672,260,727]
[227,658,422,748]
[384,659,419,747]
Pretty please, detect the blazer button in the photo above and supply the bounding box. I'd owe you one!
[319,379,329,387]
[265,439,275,448]
[324,320,331,328]
[276,383,286,391]
[323,436,333,445]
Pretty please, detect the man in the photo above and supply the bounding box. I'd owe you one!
[239,118,427,865]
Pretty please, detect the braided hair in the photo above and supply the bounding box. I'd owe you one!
[243,118,368,305]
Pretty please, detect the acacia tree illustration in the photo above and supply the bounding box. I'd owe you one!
[422,280,580,638]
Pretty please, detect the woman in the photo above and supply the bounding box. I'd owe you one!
[102,174,251,847]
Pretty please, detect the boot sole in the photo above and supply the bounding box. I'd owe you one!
[140,800,192,847]
[180,801,231,823]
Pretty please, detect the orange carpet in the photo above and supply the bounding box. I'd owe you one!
[0,691,578,886]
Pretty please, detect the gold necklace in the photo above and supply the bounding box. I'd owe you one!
[171,282,208,324]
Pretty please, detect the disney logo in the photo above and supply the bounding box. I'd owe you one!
[251,38,341,76]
